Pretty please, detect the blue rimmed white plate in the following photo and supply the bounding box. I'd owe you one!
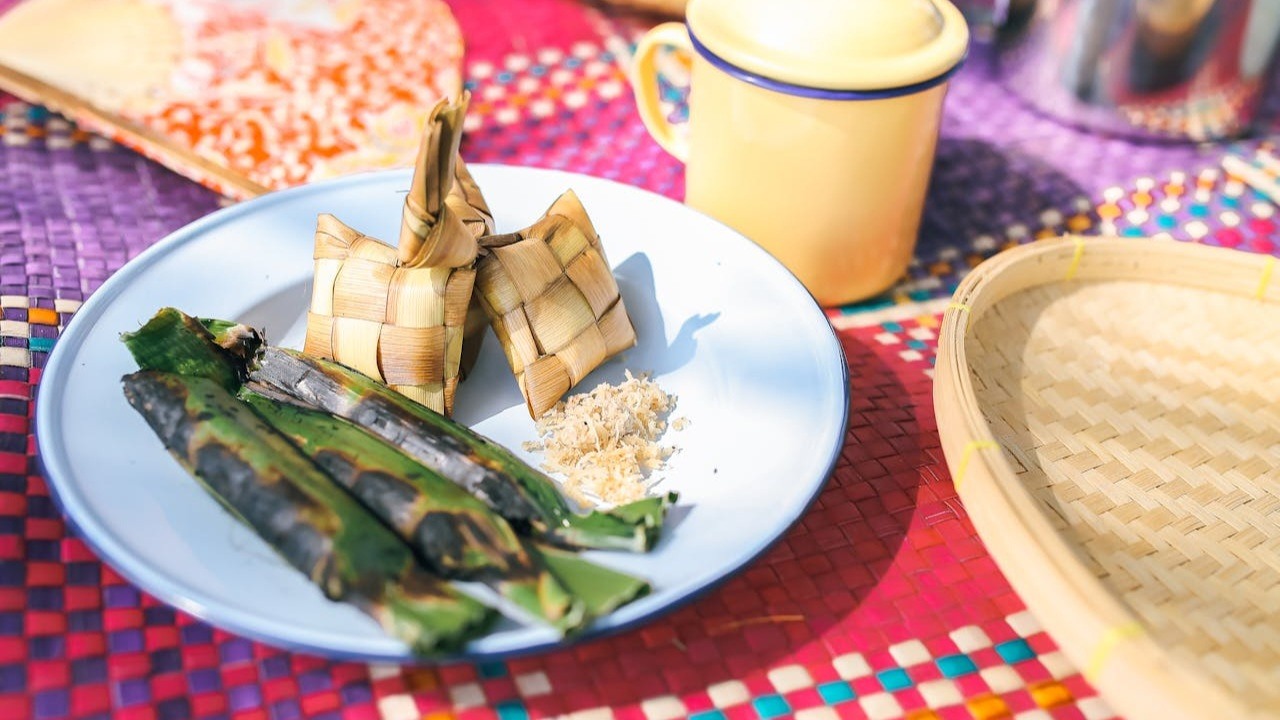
[36,165,848,660]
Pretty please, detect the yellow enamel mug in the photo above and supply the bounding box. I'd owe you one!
[632,0,969,305]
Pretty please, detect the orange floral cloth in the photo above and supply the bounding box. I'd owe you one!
[0,0,463,197]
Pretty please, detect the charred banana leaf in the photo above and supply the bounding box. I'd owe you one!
[198,317,265,365]
[122,371,493,653]
[532,544,650,618]
[240,391,589,633]
[250,347,675,552]
[121,308,257,390]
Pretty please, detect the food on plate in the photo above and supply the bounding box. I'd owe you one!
[304,94,491,416]
[198,317,266,364]
[250,346,675,552]
[240,393,589,632]
[301,93,636,422]
[525,371,681,506]
[398,97,493,260]
[121,85,669,646]
[475,190,638,418]
[532,543,650,617]
[120,307,260,391]
[241,393,653,628]
[121,371,494,654]
[304,213,476,416]
[120,307,668,651]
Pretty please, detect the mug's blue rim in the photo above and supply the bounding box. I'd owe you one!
[687,29,965,100]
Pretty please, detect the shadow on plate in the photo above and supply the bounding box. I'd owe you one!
[615,252,720,377]
[457,251,721,424]
[234,276,312,348]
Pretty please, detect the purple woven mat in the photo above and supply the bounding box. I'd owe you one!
[0,101,221,305]
[905,46,1279,304]
[942,48,1233,191]
[4,53,1274,307]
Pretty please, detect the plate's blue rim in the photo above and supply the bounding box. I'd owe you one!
[36,165,851,663]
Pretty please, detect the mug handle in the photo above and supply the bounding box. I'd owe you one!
[631,22,692,162]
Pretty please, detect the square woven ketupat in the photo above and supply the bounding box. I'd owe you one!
[934,235,1280,720]
[304,95,493,417]
[475,190,637,418]
[305,214,477,415]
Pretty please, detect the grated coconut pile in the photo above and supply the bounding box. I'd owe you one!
[523,371,684,506]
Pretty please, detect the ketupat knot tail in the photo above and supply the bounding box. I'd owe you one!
[398,92,493,268]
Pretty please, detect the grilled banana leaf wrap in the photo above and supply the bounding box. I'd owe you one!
[531,544,649,617]
[240,393,600,632]
[121,307,652,645]
[249,347,676,552]
[121,308,260,391]
[121,371,494,654]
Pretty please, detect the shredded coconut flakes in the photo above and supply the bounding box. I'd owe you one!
[522,371,683,506]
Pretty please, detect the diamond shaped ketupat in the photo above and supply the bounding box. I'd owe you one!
[304,93,493,416]
[476,190,638,418]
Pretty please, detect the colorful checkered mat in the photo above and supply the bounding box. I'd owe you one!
[5,1,1280,718]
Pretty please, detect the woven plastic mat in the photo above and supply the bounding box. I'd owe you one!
[4,1,1280,718]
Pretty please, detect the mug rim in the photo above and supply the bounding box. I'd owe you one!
[688,29,965,100]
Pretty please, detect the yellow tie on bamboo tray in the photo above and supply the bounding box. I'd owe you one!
[1064,236,1085,281]
[1255,255,1276,300]
[945,301,972,337]
[953,440,999,492]
[1084,621,1145,684]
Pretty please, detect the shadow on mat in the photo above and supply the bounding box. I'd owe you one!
[917,137,1091,266]
[516,332,929,712]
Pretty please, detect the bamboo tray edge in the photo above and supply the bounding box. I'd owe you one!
[933,235,1279,720]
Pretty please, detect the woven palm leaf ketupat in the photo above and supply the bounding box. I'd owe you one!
[451,156,499,376]
[398,94,494,262]
[475,190,637,417]
[304,95,490,416]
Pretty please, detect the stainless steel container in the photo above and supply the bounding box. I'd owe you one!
[997,0,1280,141]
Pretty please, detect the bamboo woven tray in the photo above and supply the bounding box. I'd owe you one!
[934,236,1280,720]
